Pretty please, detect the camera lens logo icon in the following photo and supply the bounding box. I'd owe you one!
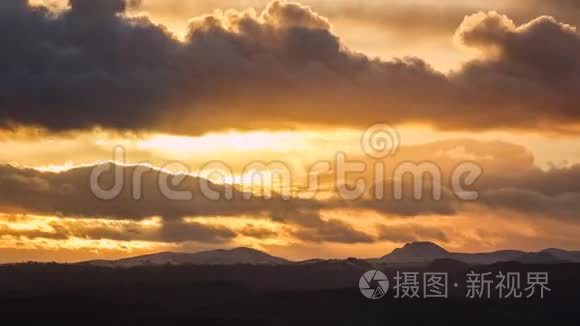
[359,270,389,299]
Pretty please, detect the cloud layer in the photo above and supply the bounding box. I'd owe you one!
[1,137,580,245]
[1,1,580,134]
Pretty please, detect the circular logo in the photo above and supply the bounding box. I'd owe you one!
[359,270,389,299]
[361,123,400,159]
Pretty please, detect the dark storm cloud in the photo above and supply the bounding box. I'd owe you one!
[0,1,580,133]
[0,0,181,131]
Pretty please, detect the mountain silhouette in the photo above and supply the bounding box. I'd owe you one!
[382,241,449,263]
[84,247,289,267]
[378,241,580,265]
[80,242,580,268]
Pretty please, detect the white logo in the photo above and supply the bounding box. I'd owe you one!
[359,270,390,299]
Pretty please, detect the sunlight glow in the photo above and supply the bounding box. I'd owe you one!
[137,131,311,154]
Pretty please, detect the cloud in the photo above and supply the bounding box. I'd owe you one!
[0,223,69,240]
[0,214,236,243]
[3,134,580,224]
[0,162,376,244]
[1,135,580,246]
[0,163,319,220]
[478,164,580,196]
[291,216,374,244]
[159,220,236,243]
[0,1,580,134]
[238,225,278,239]
[70,0,127,15]
[320,0,580,40]
[129,0,580,41]
[0,161,374,244]
[376,224,448,243]
[479,189,580,221]
[449,12,580,132]
[1,137,580,222]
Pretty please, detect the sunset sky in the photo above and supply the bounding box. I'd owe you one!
[1,0,580,262]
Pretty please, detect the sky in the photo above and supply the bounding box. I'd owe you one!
[1,0,580,262]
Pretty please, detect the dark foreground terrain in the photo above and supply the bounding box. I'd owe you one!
[0,260,578,324]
